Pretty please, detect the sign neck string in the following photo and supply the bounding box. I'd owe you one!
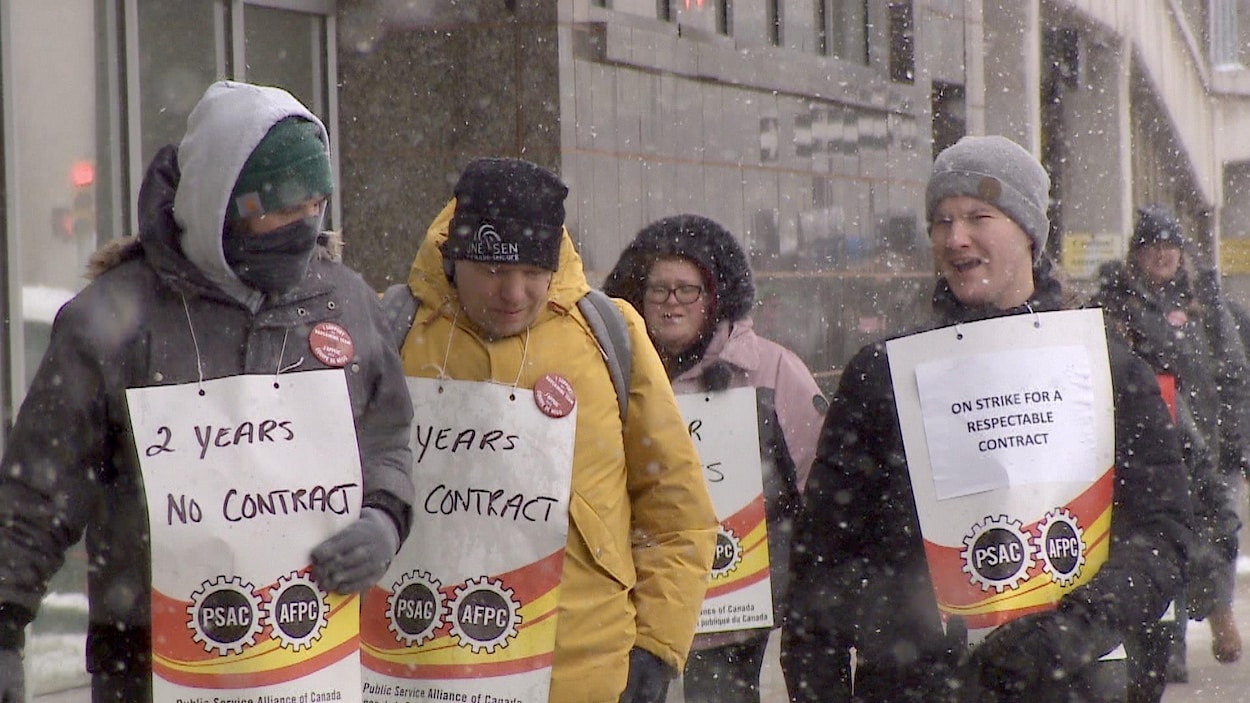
[179,293,206,395]
[438,309,532,397]
[1025,302,1041,328]
[274,330,304,379]
[954,303,1043,341]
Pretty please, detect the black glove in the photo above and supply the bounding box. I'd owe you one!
[1187,540,1234,621]
[0,648,23,703]
[960,610,1097,703]
[618,647,674,703]
[310,508,400,594]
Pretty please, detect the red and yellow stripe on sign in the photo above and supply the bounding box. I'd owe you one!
[151,578,358,688]
[706,495,770,599]
[361,550,564,678]
[922,469,1114,631]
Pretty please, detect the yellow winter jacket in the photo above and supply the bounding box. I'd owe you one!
[400,200,718,703]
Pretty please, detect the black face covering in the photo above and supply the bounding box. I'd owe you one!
[223,214,321,295]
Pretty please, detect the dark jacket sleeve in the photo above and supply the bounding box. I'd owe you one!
[350,275,416,540]
[1195,271,1250,478]
[782,342,949,701]
[1056,341,1190,652]
[0,294,116,641]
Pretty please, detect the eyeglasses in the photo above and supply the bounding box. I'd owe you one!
[643,284,704,304]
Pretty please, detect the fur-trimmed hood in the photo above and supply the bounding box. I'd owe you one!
[602,214,755,324]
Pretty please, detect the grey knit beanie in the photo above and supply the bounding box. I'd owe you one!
[925,135,1051,262]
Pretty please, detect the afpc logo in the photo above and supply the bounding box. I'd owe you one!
[1034,508,1086,587]
[449,576,522,654]
[960,515,1035,592]
[710,526,743,580]
[264,570,329,651]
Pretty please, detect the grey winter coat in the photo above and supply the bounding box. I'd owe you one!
[0,84,413,682]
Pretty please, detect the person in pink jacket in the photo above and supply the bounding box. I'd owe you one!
[604,214,827,703]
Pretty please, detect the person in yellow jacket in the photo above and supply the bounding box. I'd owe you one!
[395,156,718,703]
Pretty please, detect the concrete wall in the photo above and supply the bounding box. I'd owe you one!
[336,0,562,288]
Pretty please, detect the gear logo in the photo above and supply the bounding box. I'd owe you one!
[448,576,521,653]
[1035,508,1086,586]
[960,515,1035,592]
[388,570,447,646]
[263,571,329,651]
[710,526,743,580]
[186,575,263,655]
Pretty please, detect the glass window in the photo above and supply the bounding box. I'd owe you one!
[931,82,966,160]
[822,0,867,62]
[606,0,663,19]
[243,5,328,117]
[137,0,221,167]
[783,0,820,53]
[6,1,114,391]
[888,1,914,82]
[672,0,726,34]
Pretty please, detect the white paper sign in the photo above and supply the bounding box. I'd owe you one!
[677,388,773,634]
[915,345,1097,500]
[361,377,577,703]
[127,370,363,701]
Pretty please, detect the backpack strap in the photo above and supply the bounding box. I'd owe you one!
[381,283,419,351]
[578,289,633,422]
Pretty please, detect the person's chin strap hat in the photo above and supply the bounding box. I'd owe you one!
[442,157,568,272]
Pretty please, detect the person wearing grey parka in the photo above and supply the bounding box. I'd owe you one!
[0,81,414,701]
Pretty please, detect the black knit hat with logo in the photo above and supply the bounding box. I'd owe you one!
[442,158,568,272]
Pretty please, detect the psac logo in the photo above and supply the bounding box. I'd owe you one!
[960,509,1087,592]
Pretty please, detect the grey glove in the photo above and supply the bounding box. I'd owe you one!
[0,648,23,703]
[618,647,673,703]
[310,507,400,594]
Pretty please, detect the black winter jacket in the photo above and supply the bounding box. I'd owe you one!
[781,259,1191,702]
[1092,261,1250,476]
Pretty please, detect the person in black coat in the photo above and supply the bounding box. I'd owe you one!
[1091,205,1247,698]
[781,135,1192,703]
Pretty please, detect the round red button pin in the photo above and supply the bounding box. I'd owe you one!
[309,321,355,367]
[533,373,576,418]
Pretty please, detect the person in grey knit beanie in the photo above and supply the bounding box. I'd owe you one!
[925,135,1051,262]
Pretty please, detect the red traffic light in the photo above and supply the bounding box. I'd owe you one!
[70,160,95,188]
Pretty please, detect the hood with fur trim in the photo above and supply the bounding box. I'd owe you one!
[602,214,755,325]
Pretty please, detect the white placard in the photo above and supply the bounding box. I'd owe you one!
[361,377,577,703]
[677,387,773,634]
[128,370,362,700]
[886,309,1118,649]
